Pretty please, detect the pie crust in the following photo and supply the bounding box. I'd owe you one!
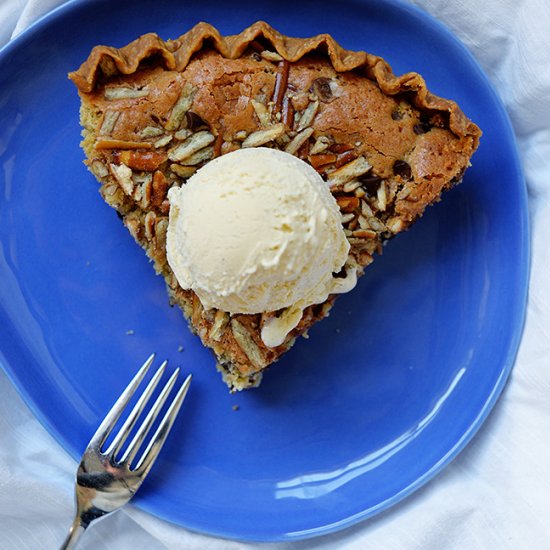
[69,21,481,390]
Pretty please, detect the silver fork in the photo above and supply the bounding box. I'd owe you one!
[60,354,192,549]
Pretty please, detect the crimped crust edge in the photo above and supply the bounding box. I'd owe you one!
[68,21,481,143]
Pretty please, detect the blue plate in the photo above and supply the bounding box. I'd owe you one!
[0,0,528,542]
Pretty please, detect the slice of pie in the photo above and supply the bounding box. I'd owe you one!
[69,21,481,391]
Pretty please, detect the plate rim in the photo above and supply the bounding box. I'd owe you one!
[0,0,531,541]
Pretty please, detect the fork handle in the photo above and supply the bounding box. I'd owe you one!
[60,518,86,550]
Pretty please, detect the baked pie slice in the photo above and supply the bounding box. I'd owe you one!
[69,21,481,390]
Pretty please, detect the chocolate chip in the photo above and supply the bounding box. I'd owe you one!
[413,121,431,134]
[393,160,412,180]
[312,77,333,102]
[150,113,162,125]
[391,110,403,120]
[251,52,262,62]
[359,173,382,194]
[185,111,206,131]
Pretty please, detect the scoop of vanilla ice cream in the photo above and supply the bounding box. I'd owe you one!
[166,147,356,347]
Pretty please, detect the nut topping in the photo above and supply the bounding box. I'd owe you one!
[352,229,376,239]
[151,170,169,207]
[231,319,266,368]
[397,186,412,200]
[168,131,215,162]
[340,213,355,224]
[387,217,405,234]
[310,135,331,154]
[144,211,156,241]
[336,195,360,213]
[328,156,371,186]
[109,163,134,195]
[272,60,290,113]
[174,128,192,141]
[140,126,164,138]
[282,96,295,129]
[296,100,319,132]
[285,127,314,155]
[367,216,386,232]
[261,50,284,62]
[234,130,248,141]
[95,139,152,150]
[170,164,196,179]
[154,217,169,248]
[165,83,196,131]
[89,159,108,178]
[342,180,363,193]
[99,110,120,135]
[361,200,374,218]
[104,87,149,100]
[358,215,370,229]
[376,182,387,211]
[153,135,173,148]
[309,153,337,169]
[102,183,119,198]
[210,310,230,342]
[335,150,358,168]
[241,123,286,148]
[251,99,271,127]
[131,171,152,207]
[113,150,166,171]
[183,146,214,166]
[329,143,354,154]
[134,172,152,208]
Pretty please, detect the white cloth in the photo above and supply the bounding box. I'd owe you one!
[1,1,549,548]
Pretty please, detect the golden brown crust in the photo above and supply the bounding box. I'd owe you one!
[69,21,480,143]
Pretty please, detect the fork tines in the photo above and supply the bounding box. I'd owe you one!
[91,354,191,472]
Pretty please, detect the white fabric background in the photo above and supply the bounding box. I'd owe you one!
[1,0,549,548]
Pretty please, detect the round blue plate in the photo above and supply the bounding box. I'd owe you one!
[0,0,528,542]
